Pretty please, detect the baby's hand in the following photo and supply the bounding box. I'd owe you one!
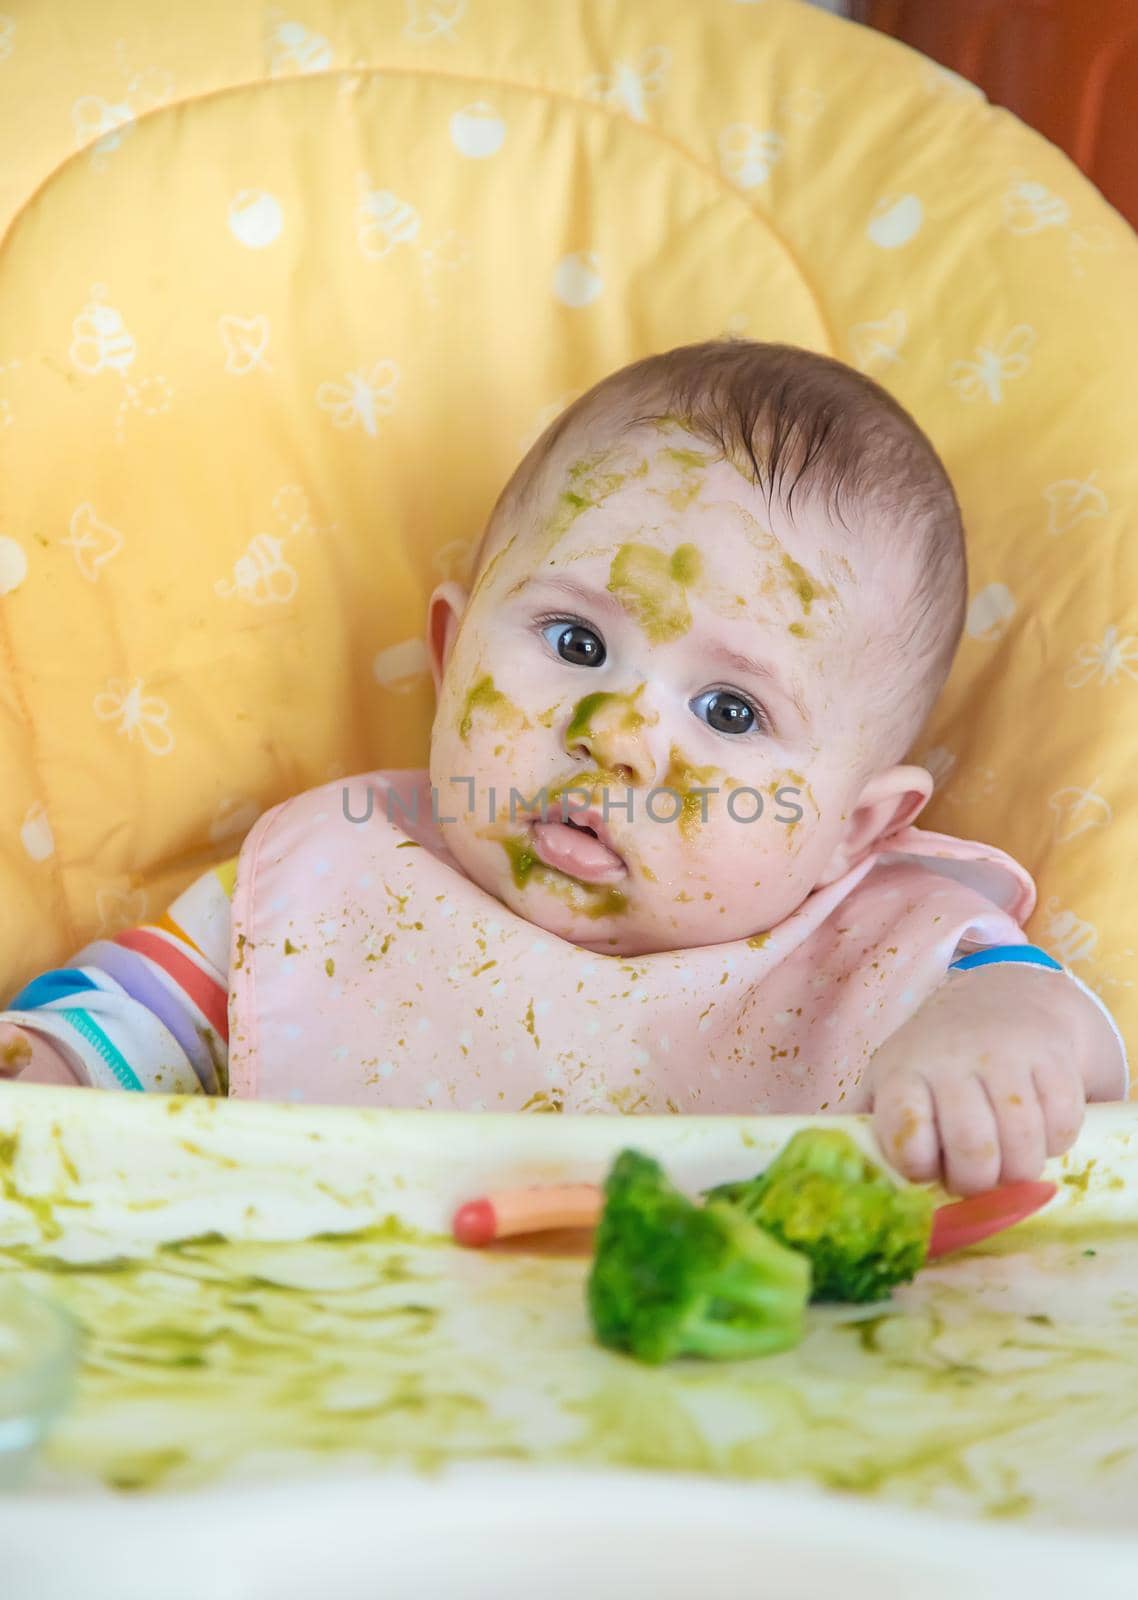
[0,1022,82,1086]
[868,963,1122,1195]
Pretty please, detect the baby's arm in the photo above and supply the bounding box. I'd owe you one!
[869,948,1127,1194]
[0,859,237,1095]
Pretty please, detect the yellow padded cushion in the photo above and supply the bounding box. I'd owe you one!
[0,0,1135,1077]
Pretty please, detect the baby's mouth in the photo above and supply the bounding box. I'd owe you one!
[527,810,628,885]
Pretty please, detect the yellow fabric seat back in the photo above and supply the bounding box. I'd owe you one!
[1,0,1135,1070]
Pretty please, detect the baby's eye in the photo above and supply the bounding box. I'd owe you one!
[691,688,760,736]
[539,618,606,668]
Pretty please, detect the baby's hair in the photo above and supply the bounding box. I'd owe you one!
[476,340,967,764]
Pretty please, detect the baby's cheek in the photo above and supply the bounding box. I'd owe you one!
[430,656,461,724]
[699,801,781,902]
[751,807,839,918]
[713,775,815,862]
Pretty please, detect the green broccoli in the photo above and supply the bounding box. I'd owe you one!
[706,1129,934,1304]
[587,1149,811,1364]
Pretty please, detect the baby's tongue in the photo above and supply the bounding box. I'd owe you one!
[530,820,625,882]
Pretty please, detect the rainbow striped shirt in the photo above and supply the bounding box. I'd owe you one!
[2,859,237,1094]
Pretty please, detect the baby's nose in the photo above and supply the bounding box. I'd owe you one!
[563,690,659,788]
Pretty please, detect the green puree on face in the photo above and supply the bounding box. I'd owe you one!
[536,452,651,560]
[661,747,723,843]
[458,674,529,743]
[781,551,818,614]
[566,689,648,744]
[566,692,616,745]
[500,833,628,917]
[607,543,703,642]
[502,832,540,887]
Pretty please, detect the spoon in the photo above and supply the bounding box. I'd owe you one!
[453,1178,1059,1254]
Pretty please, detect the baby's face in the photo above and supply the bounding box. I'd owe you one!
[428,428,886,956]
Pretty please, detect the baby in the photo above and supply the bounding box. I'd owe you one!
[0,341,1127,1192]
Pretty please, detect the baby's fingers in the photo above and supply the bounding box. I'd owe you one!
[932,1074,1001,1195]
[873,1072,939,1182]
[981,1066,1048,1185]
[1031,1057,1086,1158]
[0,1024,32,1077]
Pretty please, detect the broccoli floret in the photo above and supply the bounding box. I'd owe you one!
[706,1129,934,1305]
[587,1149,811,1364]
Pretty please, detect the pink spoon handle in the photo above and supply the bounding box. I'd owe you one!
[926,1180,1058,1259]
[452,1178,1060,1255]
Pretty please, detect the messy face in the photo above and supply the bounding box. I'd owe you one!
[429,429,884,956]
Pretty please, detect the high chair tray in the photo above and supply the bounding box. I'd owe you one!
[0,1090,1135,1598]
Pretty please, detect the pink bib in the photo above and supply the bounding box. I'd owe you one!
[227,770,1035,1112]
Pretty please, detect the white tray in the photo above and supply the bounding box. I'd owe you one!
[0,1088,1135,1598]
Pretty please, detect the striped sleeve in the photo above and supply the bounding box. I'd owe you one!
[1,858,237,1094]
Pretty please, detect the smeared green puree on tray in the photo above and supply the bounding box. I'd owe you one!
[1,1125,1135,1528]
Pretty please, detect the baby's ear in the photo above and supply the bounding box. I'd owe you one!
[812,765,934,888]
[426,581,469,695]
